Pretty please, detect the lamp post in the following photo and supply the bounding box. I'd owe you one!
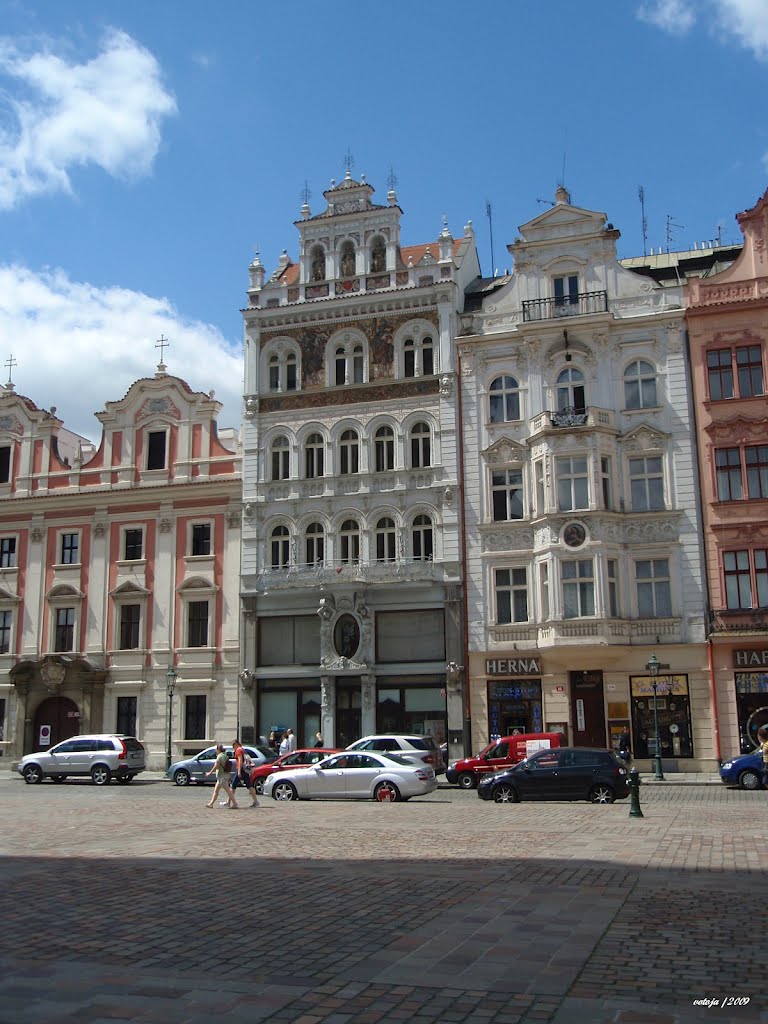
[646,654,665,781]
[166,666,177,771]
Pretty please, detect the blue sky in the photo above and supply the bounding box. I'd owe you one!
[0,0,766,440]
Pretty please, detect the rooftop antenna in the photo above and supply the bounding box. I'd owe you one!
[485,199,495,277]
[536,196,556,207]
[300,180,312,206]
[638,185,648,257]
[386,166,399,191]
[343,148,355,176]
[665,214,684,253]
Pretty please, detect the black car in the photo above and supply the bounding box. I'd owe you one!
[477,747,629,804]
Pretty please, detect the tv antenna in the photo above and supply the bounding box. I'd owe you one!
[666,214,684,253]
[343,148,355,175]
[638,185,648,257]
[485,199,496,276]
[536,196,556,208]
[386,166,399,192]
[300,180,312,206]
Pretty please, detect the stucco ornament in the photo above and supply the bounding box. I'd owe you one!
[40,659,66,692]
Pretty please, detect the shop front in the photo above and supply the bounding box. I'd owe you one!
[375,677,446,746]
[486,656,543,742]
[732,648,768,752]
[629,673,693,760]
[259,683,322,749]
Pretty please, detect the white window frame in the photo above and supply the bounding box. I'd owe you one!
[144,427,169,473]
[120,526,145,563]
[188,520,214,558]
[489,376,522,423]
[490,467,524,522]
[411,514,434,561]
[0,534,18,569]
[494,566,529,624]
[57,530,82,567]
[271,436,290,481]
[635,557,673,618]
[623,359,658,410]
[628,455,665,511]
[556,456,589,512]
[561,558,595,618]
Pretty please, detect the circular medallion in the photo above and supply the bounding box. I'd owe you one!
[563,523,587,548]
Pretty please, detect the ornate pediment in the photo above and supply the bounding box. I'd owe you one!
[46,583,83,600]
[177,576,218,593]
[110,580,149,598]
[704,413,768,445]
[619,424,669,451]
[482,438,528,466]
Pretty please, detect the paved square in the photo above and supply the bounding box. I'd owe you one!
[0,776,765,1023]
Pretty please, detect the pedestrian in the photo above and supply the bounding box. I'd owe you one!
[278,731,290,756]
[758,726,768,789]
[314,731,324,748]
[232,738,259,808]
[286,727,297,753]
[205,743,238,809]
[268,730,277,753]
[618,726,632,765]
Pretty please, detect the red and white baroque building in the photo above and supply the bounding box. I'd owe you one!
[0,366,241,770]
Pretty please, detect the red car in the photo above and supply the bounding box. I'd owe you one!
[250,748,341,794]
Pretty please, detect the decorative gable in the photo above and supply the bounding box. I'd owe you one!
[619,424,669,451]
[482,438,528,465]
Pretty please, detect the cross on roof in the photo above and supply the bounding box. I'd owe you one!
[343,148,355,175]
[4,354,17,389]
[155,335,169,368]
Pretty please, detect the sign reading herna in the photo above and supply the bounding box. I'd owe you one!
[486,657,541,676]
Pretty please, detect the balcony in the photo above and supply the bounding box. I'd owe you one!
[528,406,616,435]
[257,558,443,592]
[710,608,768,634]
[489,616,682,647]
[522,290,608,323]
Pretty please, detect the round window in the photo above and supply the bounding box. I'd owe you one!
[334,614,360,658]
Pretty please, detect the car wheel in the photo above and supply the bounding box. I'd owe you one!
[173,769,191,787]
[51,775,66,783]
[457,772,477,790]
[91,764,112,786]
[374,781,401,802]
[589,784,615,804]
[254,778,265,795]
[272,781,297,801]
[23,764,44,785]
[493,784,518,804]
[739,769,762,791]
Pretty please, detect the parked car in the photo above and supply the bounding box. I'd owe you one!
[17,735,146,786]
[262,750,437,802]
[345,734,443,774]
[477,747,629,804]
[446,733,564,789]
[250,748,341,794]
[166,745,276,786]
[719,750,764,790]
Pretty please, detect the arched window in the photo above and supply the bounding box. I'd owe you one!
[370,236,386,273]
[310,245,326,282]
[402,335,435,378]
[410,422,431,469]
[305,522,324,567]
[412,514,433,561]
[333,340,366,386]
[489,376,521,423]
[375,516,397,562]
[340,240,356,278]
[340,519,360,564]
[404,339,416,378]
[270,525,290,569]
[375,425,395,472]
[339,430,360,475]
[556,367,586,412]
[305,433,324,479]
[266,348,298,393]
[624,360,658,410]
[271,436,289,481]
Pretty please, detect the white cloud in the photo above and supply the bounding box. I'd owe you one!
[637,0,697,35]
[0,264,243,442]
[0,29,177,209]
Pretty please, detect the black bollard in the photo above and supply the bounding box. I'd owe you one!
[628,767,644,818]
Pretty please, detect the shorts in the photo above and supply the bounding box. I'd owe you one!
[232,769,252,789]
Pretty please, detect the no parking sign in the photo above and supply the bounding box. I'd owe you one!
[38,724,51,747]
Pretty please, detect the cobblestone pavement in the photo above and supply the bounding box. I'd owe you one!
[0,775,765,1024]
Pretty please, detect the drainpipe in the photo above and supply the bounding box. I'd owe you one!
[456,348,472,755]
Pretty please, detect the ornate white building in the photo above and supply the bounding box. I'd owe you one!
[0,365,241,770]
[457,187,717,769]
[240,171,479,756]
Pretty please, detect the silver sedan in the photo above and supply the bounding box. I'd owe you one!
[262,750,437,802]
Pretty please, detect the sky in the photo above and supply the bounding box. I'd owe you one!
[0,0,766,442]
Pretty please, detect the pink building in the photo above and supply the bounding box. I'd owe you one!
[0,365,241,770]
[686,187,768,759]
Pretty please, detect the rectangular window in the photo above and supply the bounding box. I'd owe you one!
[539,562,549,620]
[0,537,16,568]
[707,349,734,400]
[746,446,768,499]
[491,469,524,521]
[607,559,619,617]
[556,457,589,512]
[119,604,141,650]
[60,533,79,565]
[0,610,11,653]
[636,559,672,618]
[629,456,664,511]
[535,460,545,515]
[123,529,143,561]
[737,345,764,398]
[562,559,595,618]
[54,607,75,652]
[715,448,743,501]
[600,457,613,510]
[188,601,209,647]
[554,274,579,308]
[495,567,528,624]
[191,523,212,556]
[724,549,768,609]
[116,695,137,736]
[184,694,207,740]
[146,431,167,471]
[0,446,10,484]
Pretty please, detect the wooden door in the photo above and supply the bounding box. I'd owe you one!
[569,671,606,749]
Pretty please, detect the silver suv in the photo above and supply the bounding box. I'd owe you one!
[17,735,146,786]
[346,735,444,775]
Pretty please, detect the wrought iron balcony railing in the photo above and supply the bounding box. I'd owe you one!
[521,290,608,323]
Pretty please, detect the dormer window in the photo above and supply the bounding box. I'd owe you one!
[0,446,10,484]
[340,241,356,278]
[310,245,326,282]
[146,430,167,471]
[370,237,386,273]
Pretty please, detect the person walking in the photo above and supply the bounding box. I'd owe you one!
[618,726,632,765]
[205,743,238,809]
[278,731,291,756]
[286,727,297,753]
[232,739,259,808]
[758,726,768,789]
[314,731,324,748]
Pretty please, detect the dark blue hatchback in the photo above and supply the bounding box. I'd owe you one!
[477,747,629,804]
[719,751,764,790]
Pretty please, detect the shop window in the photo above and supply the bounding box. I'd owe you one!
[184,694,207,739]
[635,559,672,617]
[116,695,137,736]
[489,376,521,423]
[556,456,588,511]
[0,536,16,568]
[487,679,544,740]
[562,559,595,618]
[491,468,523,521]
[629,456,664,511]
[630,674,693,758]
[495,567,528,624]
[624,360,658,409]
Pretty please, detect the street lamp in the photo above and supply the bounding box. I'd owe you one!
[166,665,177,771]
[646,654,665,781]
